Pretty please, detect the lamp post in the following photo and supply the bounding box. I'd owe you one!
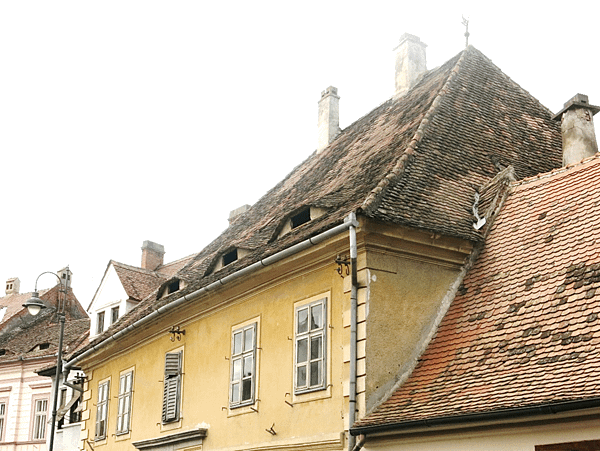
[23,267,71,451]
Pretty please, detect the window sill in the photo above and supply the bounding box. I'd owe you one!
[292,385,332,405]
[227,403,258,417]
[116,431,131,441]
[160,418,182,432]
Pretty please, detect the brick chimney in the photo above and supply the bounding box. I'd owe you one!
[394,33,427,98]
[141,241,165,270]
[317,86,341,153]
[5,277,19,295]
[553,94,600,166]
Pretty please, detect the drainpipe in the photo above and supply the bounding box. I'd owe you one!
[348,216,358,451]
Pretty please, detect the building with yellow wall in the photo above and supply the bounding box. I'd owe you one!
[64,38,565,451]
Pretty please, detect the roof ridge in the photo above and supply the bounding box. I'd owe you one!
[511,153,600,189]
[360,48,469,215]
[112,260,163,276]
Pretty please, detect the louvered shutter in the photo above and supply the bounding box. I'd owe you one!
[162,351,182,423]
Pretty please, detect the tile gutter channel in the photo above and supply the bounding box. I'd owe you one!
[349,398,600,437]
[65,212,360,373]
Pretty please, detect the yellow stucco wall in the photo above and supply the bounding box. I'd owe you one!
[79,234,352,451]
[77,219,473,451]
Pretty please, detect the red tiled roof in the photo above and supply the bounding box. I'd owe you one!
[112,261,169,302]
[353,155,600,432]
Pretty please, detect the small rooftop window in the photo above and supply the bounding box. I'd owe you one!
[167,279,180,294]
[291,208,311,229]
[223,249,238,266]
[30,343,50,352]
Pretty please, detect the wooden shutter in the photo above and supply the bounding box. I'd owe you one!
[162,351,182,423]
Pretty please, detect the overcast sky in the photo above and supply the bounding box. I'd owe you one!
[1,1,599,307]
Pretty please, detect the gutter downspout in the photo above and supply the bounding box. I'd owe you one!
[348,217,358,451]
[65,212,360,370]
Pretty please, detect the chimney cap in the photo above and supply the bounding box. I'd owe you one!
[393,33,427,51]
[553,94,600,121]
[321,86,339,98]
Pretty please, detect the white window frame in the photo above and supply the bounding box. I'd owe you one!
[0,399,7,441]
[96,311,105,334]
[116,370,133,434]
[32,397,48,440]
[229,322,257,408]
[162,351,182,423]
[95,379,110,440]
[294,297,327,394]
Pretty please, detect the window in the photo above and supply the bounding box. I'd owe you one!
[162,351,182,423]
[291,208,311,229]
[95,380,110,440]
[167,280,180,294]
[229,323,257,408]
[294,298,327,393]
[96,311,105,334]
[0,401,6,441]
[223,249,238,266]
[32,398,48,440]
[111,306,119,325]
[116,370,133,434]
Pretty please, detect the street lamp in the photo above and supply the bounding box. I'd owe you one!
[23,267,71,451]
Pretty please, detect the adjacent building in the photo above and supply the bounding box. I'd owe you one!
[0,273,89,451]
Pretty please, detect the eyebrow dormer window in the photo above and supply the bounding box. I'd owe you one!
[275,206,329,240]
[291,208,311,229]
[30,343,50,352]
[167,279,180,294]
[223,249,238,266]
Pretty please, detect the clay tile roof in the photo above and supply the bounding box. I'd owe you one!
[74,45,563,355]
[353,155,600,432]
[112,261,171,302]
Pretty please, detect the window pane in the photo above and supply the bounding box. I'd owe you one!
[233,332,242,354]
[244,327,253,352]
[297,308,308,333]
[232,359,241,381]
[231,382,240,403]
[311,304,323,330]
[243,355,253,377]
[242,379,252,401]
[297,365,307,387]
[311,335,322,359]
[296,338,308,363]
[310,360,322,387]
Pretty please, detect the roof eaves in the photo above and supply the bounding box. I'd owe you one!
[351,397,600,436]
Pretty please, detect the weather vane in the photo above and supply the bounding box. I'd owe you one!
[462,16,470,48]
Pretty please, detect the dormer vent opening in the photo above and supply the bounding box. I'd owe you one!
[291,209,311,229]
[30,343,51,352]
[223,249,238,266]
[275,206,329,240]
[167,279,180,294]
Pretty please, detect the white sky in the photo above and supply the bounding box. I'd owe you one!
[1,1,599,307]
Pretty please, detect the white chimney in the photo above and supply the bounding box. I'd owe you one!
[317,86,341,153]
[553,94,600,166]
[394,33,427,97]
[5,277,20,295]
[229,204,251,225]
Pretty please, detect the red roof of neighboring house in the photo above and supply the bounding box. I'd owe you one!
[353,155,600,432]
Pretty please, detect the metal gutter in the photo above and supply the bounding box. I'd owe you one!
[350,398,600,437]
[66,213,360,369]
